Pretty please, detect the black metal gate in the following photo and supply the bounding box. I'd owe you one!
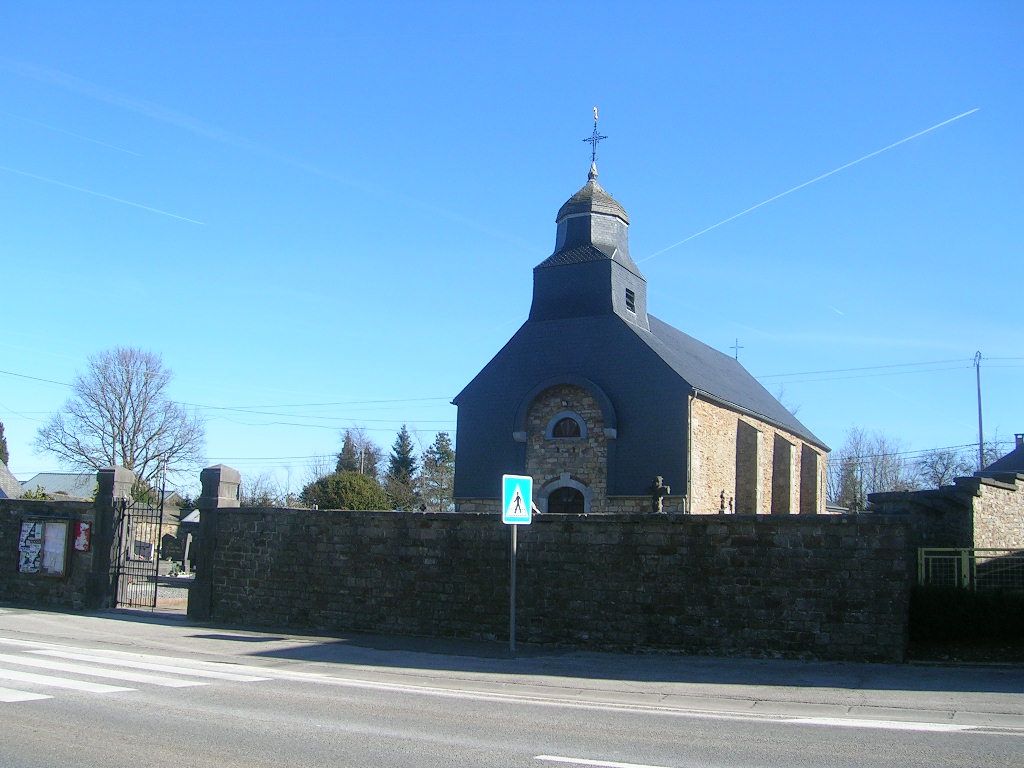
[110,496,164,608]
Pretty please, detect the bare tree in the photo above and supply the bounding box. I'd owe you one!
[239,471,288,507]
[915,448,974,488]
[826,427,918,509]
[302,453,336,488]
[35,347,205,486]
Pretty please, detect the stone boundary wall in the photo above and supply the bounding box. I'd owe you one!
[869,473,1024,549]
[203,508,911,662]
[0,498,97,610]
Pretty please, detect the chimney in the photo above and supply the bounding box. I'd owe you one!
[1016,433,1024,449]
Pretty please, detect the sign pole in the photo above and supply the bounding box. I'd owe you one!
[509,523,517,657]
[501,474,532,659]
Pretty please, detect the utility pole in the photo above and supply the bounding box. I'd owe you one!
[975,351,984,471]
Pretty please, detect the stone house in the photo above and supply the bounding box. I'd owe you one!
[453,162,829,515]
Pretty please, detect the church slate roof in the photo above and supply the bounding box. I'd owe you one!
[555,168,630,224]
[636,316,828,450]
[535,243,611,267]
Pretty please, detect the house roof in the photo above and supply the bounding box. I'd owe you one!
[20,472,96,500]
[0,461,22,499]
[976,435,1024,477]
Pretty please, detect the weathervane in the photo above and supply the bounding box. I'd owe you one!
[583,106,607,164]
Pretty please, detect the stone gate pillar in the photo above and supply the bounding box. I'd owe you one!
[91,467,137,609]
[187,464,241,620]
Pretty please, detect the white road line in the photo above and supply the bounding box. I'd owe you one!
[784,716,976,733]
[0,653,206,688]
[0,668,132,693]
[0,686,51,703]
[29,650,267,682]
[537,757,674,768]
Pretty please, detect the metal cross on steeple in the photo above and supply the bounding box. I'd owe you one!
[583,106,607,164]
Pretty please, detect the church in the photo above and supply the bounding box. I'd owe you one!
[453,145,829,516]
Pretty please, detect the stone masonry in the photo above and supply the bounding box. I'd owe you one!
[0,498,97,610]
[870,473,1024,550]
[690,395,827,516]
[199,484,913,662]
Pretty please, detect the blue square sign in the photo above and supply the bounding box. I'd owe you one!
[502,474,533,524]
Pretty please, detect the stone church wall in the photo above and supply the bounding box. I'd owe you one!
[689,396,827,515]
[460,392,827,516]
[199,504,911,662]
[524,384,612,510]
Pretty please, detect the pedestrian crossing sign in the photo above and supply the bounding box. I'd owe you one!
[502,474,533,524]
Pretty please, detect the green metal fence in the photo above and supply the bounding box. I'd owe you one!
[918,548,1024,591]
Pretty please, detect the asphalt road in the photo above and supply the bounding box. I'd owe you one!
[1,607,1022,768]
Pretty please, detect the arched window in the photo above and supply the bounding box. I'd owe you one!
[545,411,587,440]
[552,417,580,438]
[547,487,585,514]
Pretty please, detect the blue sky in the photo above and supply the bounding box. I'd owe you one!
[1,1,1020,494]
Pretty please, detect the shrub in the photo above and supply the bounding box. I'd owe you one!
[299,471,389,511]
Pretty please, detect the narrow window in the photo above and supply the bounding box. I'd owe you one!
[625,288,636,313]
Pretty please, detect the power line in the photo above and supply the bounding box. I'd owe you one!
[836,440,1010,463]
[755,358,969,380]
[0,368,71,387]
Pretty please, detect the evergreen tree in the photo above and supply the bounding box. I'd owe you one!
[0,421,8,465]
[335,427,381,478]
[419,431,455,512]
[385,424,419,510]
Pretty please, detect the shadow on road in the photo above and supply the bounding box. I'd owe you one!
[86,608,1024,696]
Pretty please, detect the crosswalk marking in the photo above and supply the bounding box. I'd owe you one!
[0,653,206,688]
[0,636,270,704]
[0,686,52,703]
[0,667,133,693]
[30,649,269,682]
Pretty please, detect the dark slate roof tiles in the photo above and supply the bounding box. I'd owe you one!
[636,315,828,450]
[556,177,630,224]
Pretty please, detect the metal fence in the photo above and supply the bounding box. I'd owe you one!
[918,548,1024,592]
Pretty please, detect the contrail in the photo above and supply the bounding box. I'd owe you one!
[639,108,979,263]
[10,115,142,156]
[4,59,534,249]
[0,165,205,224]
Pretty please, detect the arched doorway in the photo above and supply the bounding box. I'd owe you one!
[547,486,585,514]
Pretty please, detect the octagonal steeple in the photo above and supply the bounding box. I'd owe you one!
[530,161,648,330]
